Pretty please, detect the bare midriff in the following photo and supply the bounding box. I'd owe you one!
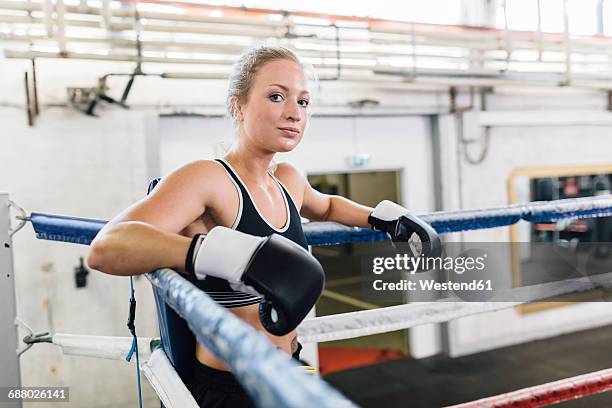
[195,302,296,370]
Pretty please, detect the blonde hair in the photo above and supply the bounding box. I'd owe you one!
[226,45,316,121]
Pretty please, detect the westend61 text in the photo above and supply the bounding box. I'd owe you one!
[373,279,493,291]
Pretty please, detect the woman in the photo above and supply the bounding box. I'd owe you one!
[87,46,374,407]
[87,45,436,407]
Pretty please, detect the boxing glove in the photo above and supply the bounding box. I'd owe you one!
[369,200,442,259]
[186,227,325,336]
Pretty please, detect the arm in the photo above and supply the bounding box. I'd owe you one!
[275,163,372,227]
[86,160,221,276]
[275,163,440,258]
[307,189,441,257]
[304,191,372,227]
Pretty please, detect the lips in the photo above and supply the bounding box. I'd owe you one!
[278,127,300,136]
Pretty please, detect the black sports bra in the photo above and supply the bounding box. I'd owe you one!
[193,159,308,308]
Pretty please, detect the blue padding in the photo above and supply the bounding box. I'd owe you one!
[30,213,105,245]
[145,178,198,384]
[152,284,195,380]
[152,276,215,383]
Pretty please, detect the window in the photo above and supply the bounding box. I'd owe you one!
[603,0,612,35]
[156,0,462,25]
[497,0,600,35]
[567,0,598,35]
[540,0,564,33]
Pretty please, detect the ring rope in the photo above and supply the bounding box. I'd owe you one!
[45,333,155,361]
[447,367,612,408]
[25,271,611,357]
[16,331,198,408]
[24,195,612,246]
[297,271,612,343]
[305,194,612,245]
[24,266,611,357]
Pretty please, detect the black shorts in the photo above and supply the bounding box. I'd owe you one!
[186,343,304,408]
[186,362,255,408]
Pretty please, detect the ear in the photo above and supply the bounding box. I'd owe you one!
[230,96,244,122]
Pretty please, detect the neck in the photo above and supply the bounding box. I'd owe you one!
[224,143,274,186]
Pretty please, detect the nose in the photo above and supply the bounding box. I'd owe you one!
[284,100,302,123]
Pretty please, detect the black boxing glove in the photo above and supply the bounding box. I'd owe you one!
[186,227,325,336]
[368,200,442,259]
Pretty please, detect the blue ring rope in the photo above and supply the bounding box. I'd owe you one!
[31,196,609,246]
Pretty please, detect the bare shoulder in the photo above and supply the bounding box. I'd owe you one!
[165,159,225,183]
[274,162,307,206]
[153,159,230,207]
[108,159,229,233]
[274,162,304,179]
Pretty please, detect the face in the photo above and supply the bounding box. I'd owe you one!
[236,59,310,153]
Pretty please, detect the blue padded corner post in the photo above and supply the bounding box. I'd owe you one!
[147,178,199,406]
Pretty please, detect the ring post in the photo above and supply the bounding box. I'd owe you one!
[1,192,22,407]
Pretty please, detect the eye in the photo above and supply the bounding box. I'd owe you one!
[298,99,310,108]
[269,93,284,102]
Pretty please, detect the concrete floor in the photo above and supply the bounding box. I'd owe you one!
[324,323,612,407]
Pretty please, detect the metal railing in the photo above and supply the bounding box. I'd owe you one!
[3,0,612,89]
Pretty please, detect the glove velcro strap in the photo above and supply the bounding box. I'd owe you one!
[185,233,204,274]
[193,227,264,282]
[368,214,391,231]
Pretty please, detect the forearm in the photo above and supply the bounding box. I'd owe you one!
[325,195,373,227]
[87,221,191,276]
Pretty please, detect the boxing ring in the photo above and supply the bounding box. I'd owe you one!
[5,193,612,407]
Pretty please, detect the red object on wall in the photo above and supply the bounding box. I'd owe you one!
[319,347,405,375]
[563,177,579,197]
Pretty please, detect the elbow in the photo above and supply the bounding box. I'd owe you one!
[87,238,112,274]
[86,223,131,275]
[321,196,335,222]
[321,208,332,222]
